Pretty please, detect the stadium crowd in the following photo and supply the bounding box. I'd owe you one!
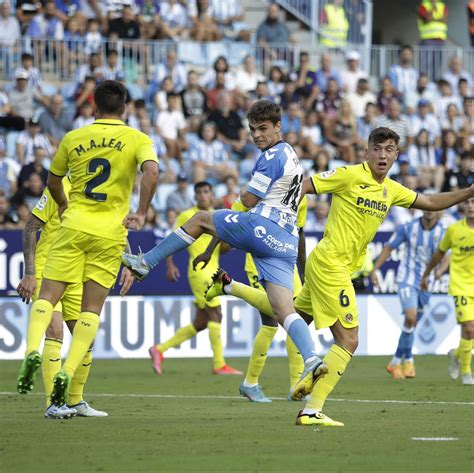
[0,1,472,233]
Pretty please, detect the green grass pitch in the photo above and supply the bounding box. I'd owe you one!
[1,356,472,472]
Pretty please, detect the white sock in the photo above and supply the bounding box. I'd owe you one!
[223,280,233,295]
[391,356,402,366]
[404,357,414,363]
[302,408,318,415]
[243,379,258,388]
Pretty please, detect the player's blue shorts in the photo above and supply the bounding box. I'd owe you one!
[213,210,298,290]
[398,283,430,319]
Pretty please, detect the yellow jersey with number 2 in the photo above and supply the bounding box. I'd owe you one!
[49,119,158,243]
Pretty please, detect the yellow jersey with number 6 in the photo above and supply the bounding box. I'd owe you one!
[49,119,158,243]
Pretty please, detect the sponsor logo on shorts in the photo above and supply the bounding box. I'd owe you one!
[262,234,296,253]
[344,313,353,323]
[254,226,267,238]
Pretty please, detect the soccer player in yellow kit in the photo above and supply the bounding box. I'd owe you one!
[421,197,474,385]
[148,181,242,376]
[16,80,159,406]
[238,197,307,402]
[17,178,133,418]
[207,127,474,426]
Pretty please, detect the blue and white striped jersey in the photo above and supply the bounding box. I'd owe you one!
[247,141,303,237]
[388,217,446,288]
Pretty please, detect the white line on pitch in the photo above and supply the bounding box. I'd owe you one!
[411,437,459,441]
[0,391,473,406]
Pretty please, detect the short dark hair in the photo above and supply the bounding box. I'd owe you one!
[107,49,118,57]
[194,181,212,192]
[94,80,126,115]
[368,127,400,146]
[247,100,281,125]
[400,45,413,54]
[21,52,33,61]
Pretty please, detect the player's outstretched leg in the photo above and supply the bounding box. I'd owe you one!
[17,350,42,394]
[50,369,71,406]
[44,403,77,419]
[387,325,416,380]
[286,337,305,401]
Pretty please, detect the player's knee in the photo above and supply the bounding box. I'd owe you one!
[462,321,474,339]
[193,320,207,332]
[45,322,63,340]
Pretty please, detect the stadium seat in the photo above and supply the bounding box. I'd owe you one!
[177,42,206,67]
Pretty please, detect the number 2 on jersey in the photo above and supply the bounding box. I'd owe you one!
[84,158,110,202]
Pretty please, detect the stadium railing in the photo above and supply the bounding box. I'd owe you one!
[0,39,472,85]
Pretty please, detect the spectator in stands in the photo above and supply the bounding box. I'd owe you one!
[54,0,84,24]
[206,71,227,111]
[301,109,323,158]
[215,174,239,209]
[166,171,193,213]
[0,89,25,131]
[407,128,437,176]
[288,51,318,99]
[321,77,343,121]
[191,0,221,42]
[356,102,377,145]
[434,128,461,190]
[344,0,365,44]
[457,78,470,101]
[281,101,302,137]
[17,145,48,189]
[73,100,95,128]
[442,56,472,97]
[10,171,44,210]
[377,76,400,116]
[411,99,441,147]
[199,55,236,91]
[388,45,418,98]
[417,0,448,47]
[279,79,300,110]
[136,0,162,39]
[441,103,465,133]
[155,92,187,164]
[16,117,54,165]
[253,81,274,103]
[150,49,188,97]
[324,98,357,163]
[433,79,462,120]
[315,53,342,93]
[209,0,249,41]
[0,137,20,197]
[341,50,367,94]
[0,0,21,74]
[108,5,140,39]
[98,49,122,81]
[74,52,102,86]
[346,78,376,118]
[64,17,85,73]
[375,98,413,153]
[313,149,330,174]
[27,0,64,39]
[307,199,330,232]
[12,52,43,92]
[190,121,237,183]
[74,75,96,112]
[266,65,285,98]
[15,0,41,35]
[84,18,103,55]
[0,192,16,228]
[159,0,189,40]
[441,151,474,192]
[38,94,74,148]
[180,70,208,119]
[256,2,290,45]
[234,55,265,94]
[404,72,437,111]
[153,75,174,112]
[7,69,48,121]
[319,0,349,49]
[207,90,246,156]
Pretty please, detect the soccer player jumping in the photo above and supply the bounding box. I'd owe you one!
[123,100,328,400]
[206,127,474,426]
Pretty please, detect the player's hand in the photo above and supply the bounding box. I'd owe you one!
[166,265,180,282]
[434,269,443,280]
[17,275,36,304]
[193,252,211,271]
[420,276,429,292]
[123,213,146,230]
[369,270,379,287]
[119,267,135,296]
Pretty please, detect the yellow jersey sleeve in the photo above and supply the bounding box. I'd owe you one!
[390,180,418,208]
[31,188,58,224]
[49,134,69,177]
[135,133,159,168]
[297,195,308,228]
[231,199,249,212]
[311,167,354,196]
[439,225,453,253]
[174,207,195,229]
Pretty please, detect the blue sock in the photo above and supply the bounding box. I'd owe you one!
[144,228,195,268]
[284,314,316,362]
[395,328,414,359]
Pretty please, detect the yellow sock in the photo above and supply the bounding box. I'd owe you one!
[62,312,99,378]
[245,325,278,385]
[305,344,352,412]
[68,349,92,406]
[286,337,304,389]
[157,323,197,353]
[41,338,62,406]
[231,282,274,317]
[26,299,54,354]
[459,337,472,375]
[208,321,225,369]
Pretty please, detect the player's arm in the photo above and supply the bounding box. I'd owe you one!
[47,173,68,219]
[192,235,221,271]
[420,248,446,291]
[412,185,474,211]
[240,184,261,209]
[435,253,450,280]
[124,161,159,230]
[119,240,135,295]
[297,227,306,283]
[166,255,180,282]
[370,245,393,287]
[17,214,44,303]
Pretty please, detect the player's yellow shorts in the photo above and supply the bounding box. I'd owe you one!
[452,296,474,324]
[246,265,303,296]
[33,278,82,321]
[294,254,359,330]
[42,227,125,289]
[189,266,221,309]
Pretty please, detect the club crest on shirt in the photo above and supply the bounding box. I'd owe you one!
[319,169,336,179]
[344,313,353,323]
[382,186,388,200]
